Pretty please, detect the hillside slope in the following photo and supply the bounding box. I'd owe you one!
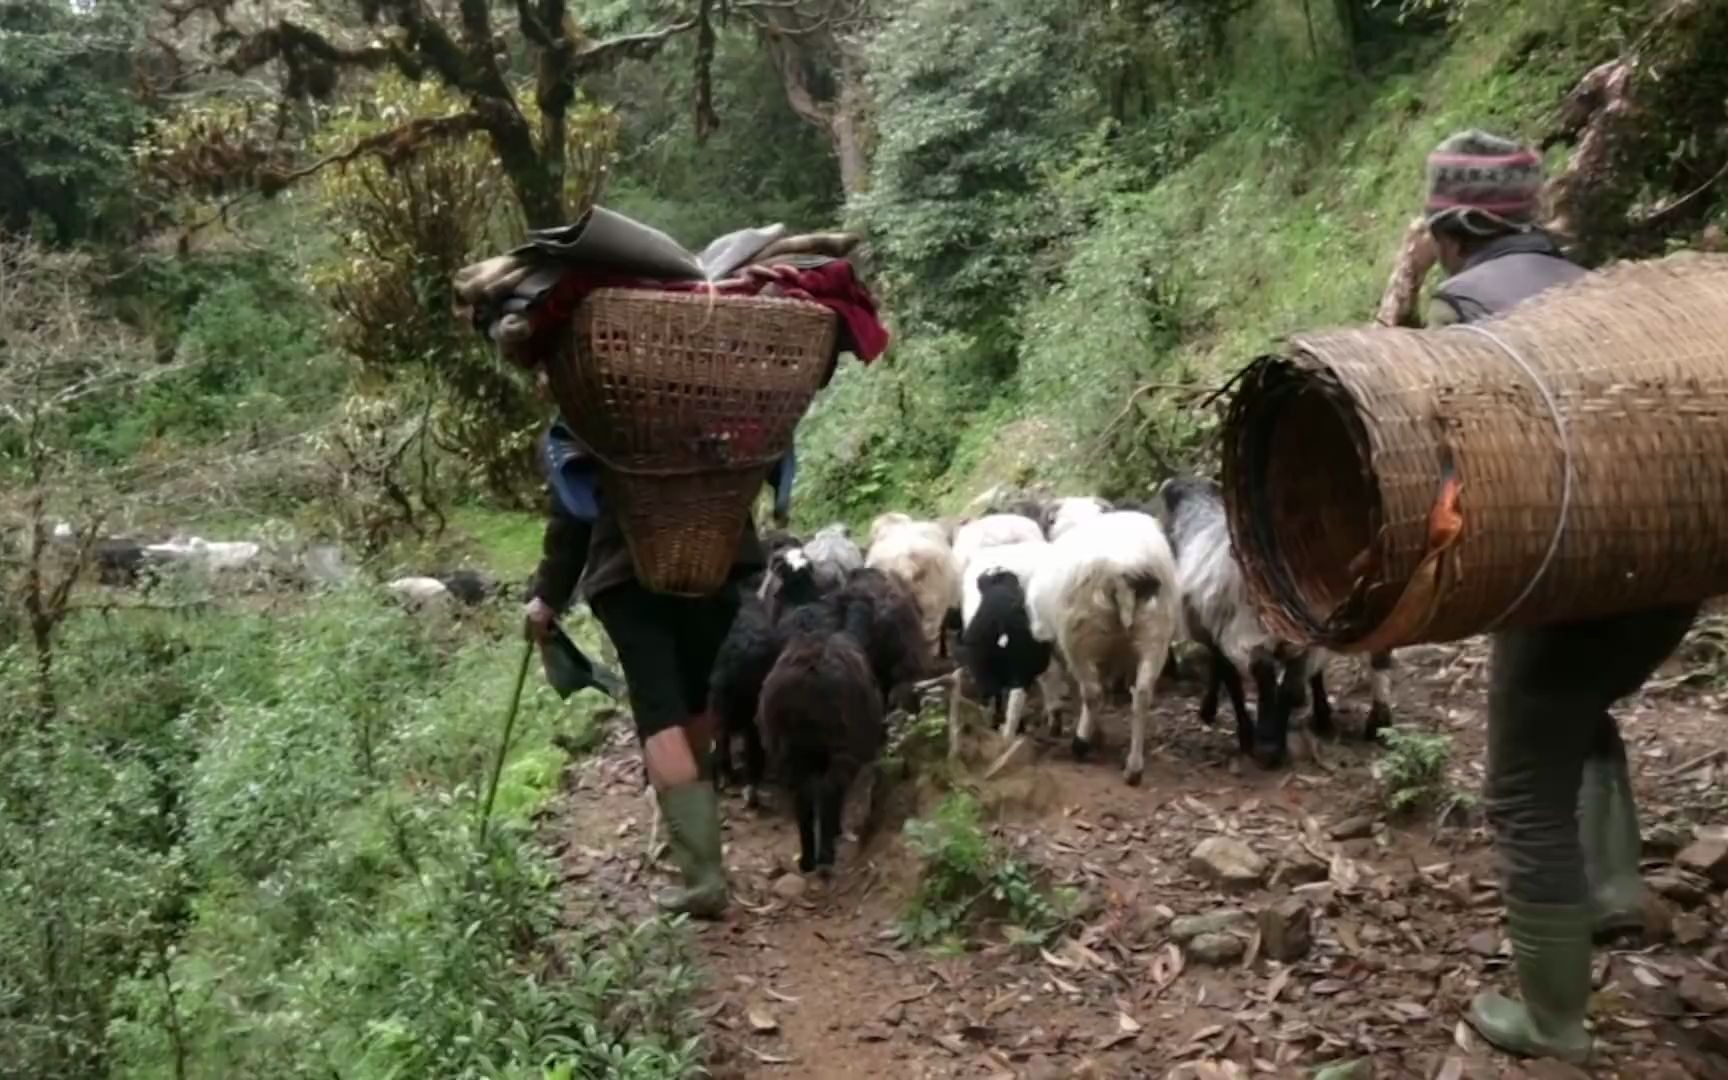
[794,0,1713,524]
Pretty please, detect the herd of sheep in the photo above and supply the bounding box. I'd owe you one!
[44,482,1398,881]
[719,483,1397,876]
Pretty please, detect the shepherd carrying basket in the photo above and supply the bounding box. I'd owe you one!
[456,208,890,918]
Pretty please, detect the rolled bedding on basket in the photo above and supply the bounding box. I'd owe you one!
[1220,251,1728,654]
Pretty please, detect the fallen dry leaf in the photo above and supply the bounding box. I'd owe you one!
[744,1047,795,1065]
[1263,967,1293,1004]
[1150,943,1185,988]
[747,1007,779,1034]
[1434,1056,1465,1080]
[1119,1012,1143,1034]
[1041,946,1079,970]
[763,986,800,1004]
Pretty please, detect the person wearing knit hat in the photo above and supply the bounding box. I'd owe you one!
[1418,129,1582,328]
[1407,130,1700,1066]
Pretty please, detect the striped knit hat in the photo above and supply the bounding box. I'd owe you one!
[1424,129,1543,233]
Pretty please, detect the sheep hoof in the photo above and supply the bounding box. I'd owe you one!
[1123,766,1144,787]
[797,854,815,874]
[1070,736,1093,762]
[743,785,761,810]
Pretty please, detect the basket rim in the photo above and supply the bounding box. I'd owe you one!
[576,287,838,318]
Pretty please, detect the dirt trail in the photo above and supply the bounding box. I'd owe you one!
[552,642,1728,1079]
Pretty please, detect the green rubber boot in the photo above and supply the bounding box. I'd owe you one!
[1467,898,1593,1064]
[1580,749,1646,937]
[654,782,729,920]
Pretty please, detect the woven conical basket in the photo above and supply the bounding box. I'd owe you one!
[547,289,837,596]
[1221,252,1728,652]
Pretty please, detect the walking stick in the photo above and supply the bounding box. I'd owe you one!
[479,639,535,846]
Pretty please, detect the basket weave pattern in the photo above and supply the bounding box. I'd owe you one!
[1222,252,1728,651]
[547,289,838,595]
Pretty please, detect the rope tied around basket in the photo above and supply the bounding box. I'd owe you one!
[1452,322,1577,632]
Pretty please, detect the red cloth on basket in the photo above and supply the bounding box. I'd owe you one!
[525,259,890,364]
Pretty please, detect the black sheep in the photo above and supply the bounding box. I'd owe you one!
[833,567,930,712]
[710,548,838,805]
[959,568,1053,729]
[709,593,779,804]
[758,605,885,873]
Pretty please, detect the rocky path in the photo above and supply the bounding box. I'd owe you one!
[551,640,1728,1079]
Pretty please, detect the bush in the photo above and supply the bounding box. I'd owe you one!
[897,793,1072,950]
[0,593,698,1080]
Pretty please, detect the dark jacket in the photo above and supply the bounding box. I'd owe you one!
[1427,231,1586,326]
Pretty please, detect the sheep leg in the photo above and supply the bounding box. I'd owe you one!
[1366,651,1394,740]
[1069,668,1105,763]
[794,772,819,874]
[1040,655,1071,738]
[1218,661,1252,749]
[946,675,964,761]
[1308,664,1335,737]
[817,777,845,872]
[1125,654,1160,787]
[742,721,766,810]
[1249,655,1288,768]
[1199,644,1226,726]
[1001,688,1029,740]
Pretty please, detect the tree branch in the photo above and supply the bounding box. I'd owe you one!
[568,18,700,75]
[257,112,488,193]
[221,19,412,79]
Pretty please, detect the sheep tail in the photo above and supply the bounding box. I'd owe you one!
[1113,570,1164,631]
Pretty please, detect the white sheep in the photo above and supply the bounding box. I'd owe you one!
[868,511,949,550]
[865,514,959,660]
[1045,496,1112,541]
[951,513,1045,578]
[1026,510,1181,786]
[386,576,454,613]
[142,536,262,573]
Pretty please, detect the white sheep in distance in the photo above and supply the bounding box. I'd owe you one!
[864,513,959,661]
[1026,510,1181,786]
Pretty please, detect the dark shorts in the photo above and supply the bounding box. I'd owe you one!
[589,577,744,742]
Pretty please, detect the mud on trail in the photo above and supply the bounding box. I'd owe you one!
[550,640,1728,1080]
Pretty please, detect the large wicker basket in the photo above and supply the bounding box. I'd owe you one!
[546,289,838,596]
[1220,252,1728,653]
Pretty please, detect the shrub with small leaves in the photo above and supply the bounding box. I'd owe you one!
[1375,726,1456,816]
[897,793,1071,949]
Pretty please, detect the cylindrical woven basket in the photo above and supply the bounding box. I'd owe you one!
[547,288,837,596]
[1221,252,1728,653]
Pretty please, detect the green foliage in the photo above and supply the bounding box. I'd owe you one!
[306,75,615,500]
[1374,726,1456,815]
[67,256,341,464]
[0,594,697,1080]
[602,29,842,248]
[897,793,1072,950]
[0,0,148,244]
[854,0,1097,332]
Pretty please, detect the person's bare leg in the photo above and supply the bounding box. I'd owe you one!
[643,727,700,790]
